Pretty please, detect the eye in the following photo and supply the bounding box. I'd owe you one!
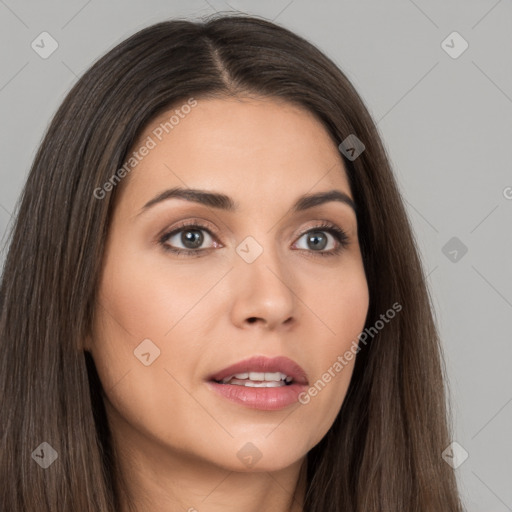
[292,222,349,257]
[158,220,349,258]
[159,221,219,257]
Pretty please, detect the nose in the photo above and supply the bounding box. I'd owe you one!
[229,245,296,331]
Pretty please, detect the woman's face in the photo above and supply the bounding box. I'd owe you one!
[88,96,369,474]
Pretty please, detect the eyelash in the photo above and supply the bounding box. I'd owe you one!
[158,220,349,258]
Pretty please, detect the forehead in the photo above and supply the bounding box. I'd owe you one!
[119,96,352,211]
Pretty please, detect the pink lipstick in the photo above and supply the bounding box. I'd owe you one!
[206,355,309,411]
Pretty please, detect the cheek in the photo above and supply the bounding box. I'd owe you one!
[89,245,180,394]
[96,244,209,343]
[298,262,368,434]
[90,241,216,405]
[325,266,369,379]
[89,249,209,449]
[312,258,369,348]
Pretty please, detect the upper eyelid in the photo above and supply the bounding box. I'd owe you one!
[160,220,348,246]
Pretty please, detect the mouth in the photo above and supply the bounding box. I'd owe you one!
[206,355,309,411]
[214,371,294,387]
[207,355,308,386]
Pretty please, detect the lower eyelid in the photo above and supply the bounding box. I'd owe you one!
[295,229,333,247]
[159,224,349,255]
[160,226,217,250]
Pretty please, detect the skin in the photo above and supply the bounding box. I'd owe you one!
[86,96,370,512]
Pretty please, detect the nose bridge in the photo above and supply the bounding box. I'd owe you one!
[231,231,296,328]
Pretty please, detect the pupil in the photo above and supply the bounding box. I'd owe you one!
[182,230,203,249]
[308,231,327,250]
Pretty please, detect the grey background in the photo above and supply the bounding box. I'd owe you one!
[0,1,511,510]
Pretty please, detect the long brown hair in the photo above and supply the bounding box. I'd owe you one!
[0,14,463,511]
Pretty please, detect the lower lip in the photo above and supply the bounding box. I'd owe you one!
[206,381,308,411]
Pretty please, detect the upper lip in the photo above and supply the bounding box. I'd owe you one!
[207,356,309,385]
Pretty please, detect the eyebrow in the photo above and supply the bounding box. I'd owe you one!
[137,187,357,216]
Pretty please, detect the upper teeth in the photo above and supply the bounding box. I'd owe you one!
[221,372,293,384]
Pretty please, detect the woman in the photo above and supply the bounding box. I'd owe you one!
[0,14,464,512]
